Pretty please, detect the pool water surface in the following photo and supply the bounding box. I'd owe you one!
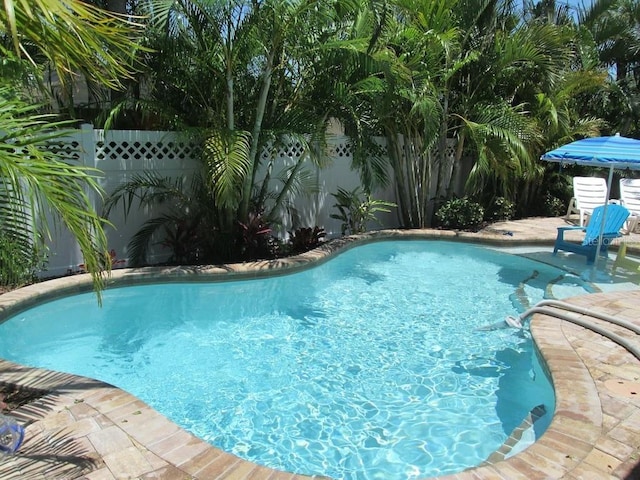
[0,240,559,479]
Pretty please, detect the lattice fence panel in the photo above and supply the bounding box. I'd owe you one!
[279,140,306,159]
[259,139,380,161]
[441,139,457,160]
[95,139,200,162]
[43,140,83,161]
[7,139,84,162]
[330,141,352,159]
[260,140,311,161]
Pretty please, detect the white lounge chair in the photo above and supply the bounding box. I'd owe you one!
[566,176,608,227]
[619,178,640,233]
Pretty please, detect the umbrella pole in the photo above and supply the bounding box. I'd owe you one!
[593,166,615,269]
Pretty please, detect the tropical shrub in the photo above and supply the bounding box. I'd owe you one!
[238,211,276,260]
[0,233,45,288]
[160,218,203,265]
[435,197,485,230]
[330,187,396,236]
[485,197,516,222]
[544,194,567,217]
[288,226,326,254]
[103,172,208,266]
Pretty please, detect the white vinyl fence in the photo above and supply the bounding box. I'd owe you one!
[43,126,399,277]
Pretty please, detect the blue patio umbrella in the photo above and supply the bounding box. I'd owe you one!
[541,134,640,269]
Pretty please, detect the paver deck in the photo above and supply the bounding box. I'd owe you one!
[0,216,639,479]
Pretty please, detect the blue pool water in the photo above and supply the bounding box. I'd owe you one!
[0,240,558,479]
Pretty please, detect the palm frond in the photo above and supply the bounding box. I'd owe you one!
[102,172,190,219]
[462,102,540,196]
[0,90,109,299]
[126,214,179,267]
[202,129,252,209]
[2,0,145,90]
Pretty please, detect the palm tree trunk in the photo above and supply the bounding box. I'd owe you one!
[387,128,433,228]
[226,70,234,130]
[268,154,307,219]
[450,133,466,197]
[224,36,234,130]
[386,133,411,227]
[436,93,452,200]
[240,47,276,219]
[105,0,129,108]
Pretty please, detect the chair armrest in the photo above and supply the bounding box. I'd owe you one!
[556,226,586,233]
[556,225,586,243]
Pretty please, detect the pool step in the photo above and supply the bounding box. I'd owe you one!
[545,273,598,300]
[481,404,548,466]
[510,271,596,312]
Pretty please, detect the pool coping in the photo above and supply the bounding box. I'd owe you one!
[0,227,639,479]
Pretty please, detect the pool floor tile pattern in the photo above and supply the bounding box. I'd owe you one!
[1,217,640,479]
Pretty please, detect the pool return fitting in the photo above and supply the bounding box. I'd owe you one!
[504,299,640,361]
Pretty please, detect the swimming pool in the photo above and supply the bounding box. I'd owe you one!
[0,240,560,479]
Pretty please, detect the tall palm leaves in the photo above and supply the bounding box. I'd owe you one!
[461,22,576,198]
[361,0,608,226]
[0,0,142,296]
[364,0,462,227]
[2,0,140,89]
[367,0,513,227]
[579,0,640,136]
[0,91,110,290]
[580,0,640,79]
[106,0,377,258]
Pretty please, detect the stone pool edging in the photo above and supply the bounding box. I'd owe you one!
[0,228,638,479]
[0,227,558,321]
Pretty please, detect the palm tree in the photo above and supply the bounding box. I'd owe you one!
[358,0,608,227]
[0,0,142,296]
[353,0,542,227]
[362,0,468,228]
[103,0,384,261]
[579,0,640,136]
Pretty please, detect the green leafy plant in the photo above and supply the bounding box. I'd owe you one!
[0,0,143,299]
[485,197,516,222]
[103,172,208,266]
[102,128,320,266]
[0,93,112,297]
[330,187,396,236]
[288,226,326,254]
[435,197,485,230]
[544,193,566,217]
[0,232,46,288]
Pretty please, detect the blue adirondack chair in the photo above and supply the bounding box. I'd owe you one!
[553,204,630,264]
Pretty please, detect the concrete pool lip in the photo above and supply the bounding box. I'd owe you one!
[0,220,639,479]
[0,222,620,319]
[0,227,543,319]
